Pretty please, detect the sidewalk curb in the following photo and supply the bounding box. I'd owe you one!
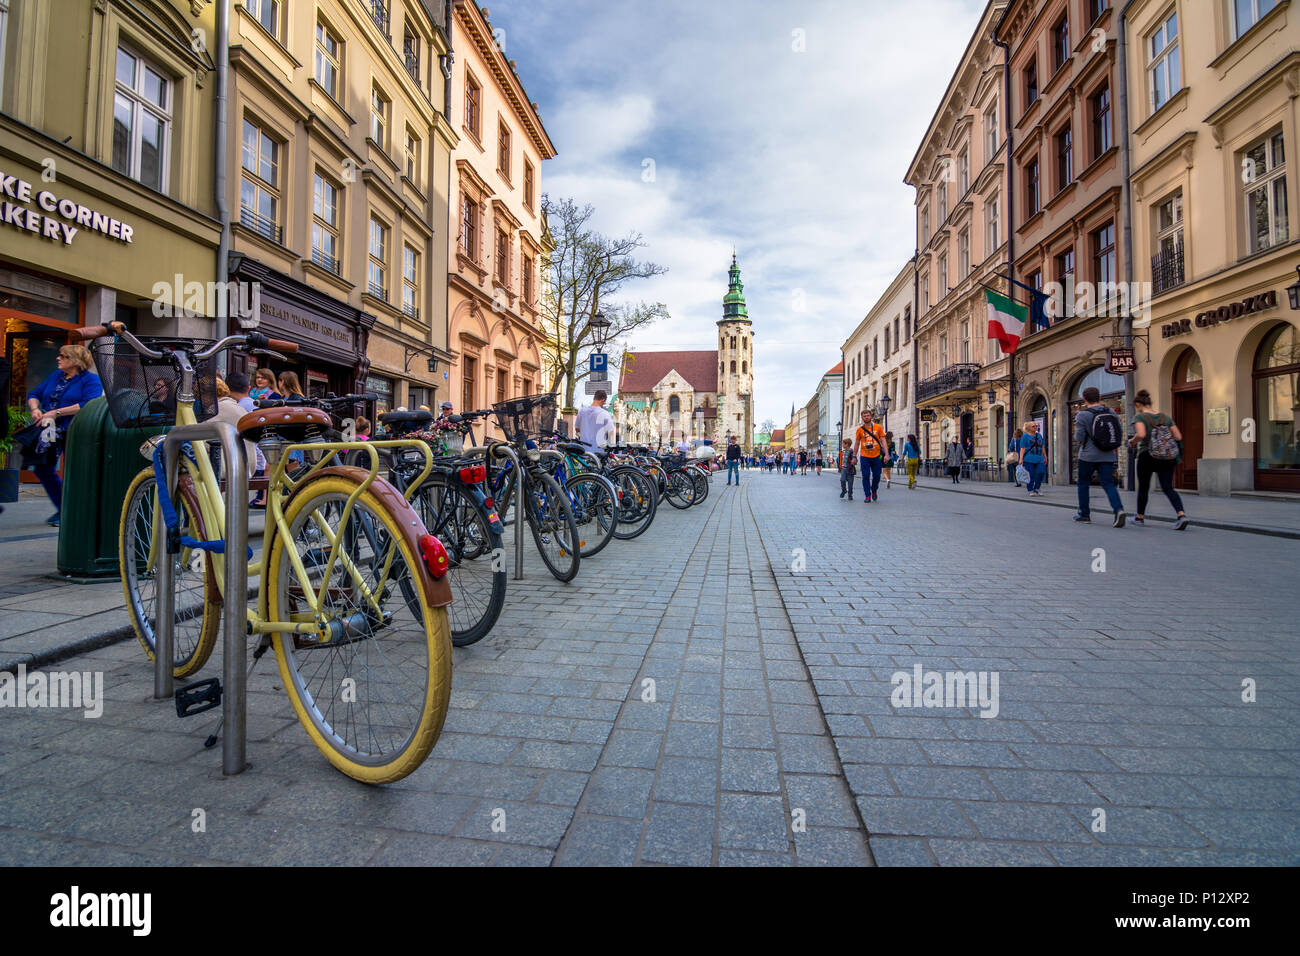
[913,481,1300,540]
[3,623,136,675]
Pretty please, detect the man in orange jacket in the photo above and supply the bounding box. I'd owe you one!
[851,409,887,503]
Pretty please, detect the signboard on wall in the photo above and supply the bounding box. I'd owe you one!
[1206,406,1230,435]
[1106,347,1136,374]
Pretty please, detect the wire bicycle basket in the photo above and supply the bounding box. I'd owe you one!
[492,392,558,444]
[91,336,219,428]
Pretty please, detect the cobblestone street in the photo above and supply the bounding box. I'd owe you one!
[1,468,1297,865]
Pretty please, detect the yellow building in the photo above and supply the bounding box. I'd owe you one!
[1125,0,1300,493]
[1,0,221,407]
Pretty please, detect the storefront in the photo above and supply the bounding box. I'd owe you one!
[3,266,81,411]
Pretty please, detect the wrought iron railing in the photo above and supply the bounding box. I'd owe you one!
[1152,240,1184,295]
[311,247,340,275]
[239,207,282,244]
[405,51,420,84]
[369,0,389,35]
[367,281,388,302]
[402,303,420,321]
[916,363,982,403]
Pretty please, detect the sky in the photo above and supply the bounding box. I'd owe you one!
[495,0,988,430]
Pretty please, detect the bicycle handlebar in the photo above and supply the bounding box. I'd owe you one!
[72,322,300,360]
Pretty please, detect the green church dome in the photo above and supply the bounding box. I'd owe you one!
[719,254,750,324]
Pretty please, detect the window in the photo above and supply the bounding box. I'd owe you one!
[961,321,970,363]
[1094,222,1116,295]
[742,361,748,374]
[238,119,280,240]
[522,252,534,304]
[1052,15,1070,72]
[403,24,420,84]
[315,20,341,100]
[0,0,7,102]
[1153,190,1184,292]
[495,227,509,284]
[904,306,911,341]
[112,46,171,191]
[1091,83,1112,159]
[312,172,341,273]
[668,394,680,415]
[921,272,930,311]
[1090,0,1108,23]
[1026,157,1040,216]
[368,0,390,35]
[497,120,511,180]
[462,356,476,411]
[246,0,279,37]
[893,317,901,352]
[985,104,999,159]
[1056,247,1075,317]
[986,190,1000,251]
[1055,125,1073,191]
[459,194,478,260]
[1024,58,1039,110]
[368,217,388,300]
[409,386,431,410]
[1233,0,1279,40]
[405,128,421,185]
[920,205,930,245]
[370,84,390,150]
[958,227,970,278]
[958,148,969,194]
[873,337,879,368]
[464,73,482,139]
[524,161,535,210]
[921,345,929,379]
[730,360,737,373]
[938,253,948,296]
[402,244,419,318]
[1244,129,1288,254]
[937,182,948,222]
[496,366,508,405]
[939,331,948,368]
[1148,10,1180,112]
[884,327,891,355]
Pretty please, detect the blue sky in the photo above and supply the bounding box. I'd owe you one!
[495,0,986,428]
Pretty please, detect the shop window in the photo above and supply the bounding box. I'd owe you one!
[1242,129,1288,256]
[1233,0,1278,40]
[368,216,388,301]
[312,172,341,274]
[366,374,394,417]
[409,386,431,411]
[112,46,171,192]
[459,194,479,262]
[1147,9,1180,113]
[1253,323,1300,477]
[246,0,280,38]
[370,84,390,152]
[402,244,419,319]
[462,356,476,410]
[464,72,482,140]
[240,118,280,242]
[315,19,341,101]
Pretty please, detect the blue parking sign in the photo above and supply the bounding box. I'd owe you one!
[589,352,608,375]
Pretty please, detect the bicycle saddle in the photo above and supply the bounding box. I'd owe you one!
[237,406,333,443]
[380,409,434,426]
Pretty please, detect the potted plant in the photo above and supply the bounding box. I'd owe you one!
[0,406,26,503]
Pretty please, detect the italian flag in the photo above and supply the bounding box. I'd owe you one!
[986,290,1028,355]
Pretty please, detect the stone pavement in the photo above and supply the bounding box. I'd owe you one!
[1,465,1296,865]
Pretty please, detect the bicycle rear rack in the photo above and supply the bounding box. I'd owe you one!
[155,422,249,776]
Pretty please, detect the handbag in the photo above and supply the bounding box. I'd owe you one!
[1005,450,1019,465]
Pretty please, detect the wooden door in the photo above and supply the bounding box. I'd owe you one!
[1173,388,1202,490]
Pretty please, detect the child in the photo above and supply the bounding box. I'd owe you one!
[838,439,856,500]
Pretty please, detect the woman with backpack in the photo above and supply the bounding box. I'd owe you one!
[1129,389,1189,530]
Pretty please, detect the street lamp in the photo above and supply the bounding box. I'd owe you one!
[1288,265,1300,310]
[987,384,997,406]
[880,392,891,435]
[587,311,612,351]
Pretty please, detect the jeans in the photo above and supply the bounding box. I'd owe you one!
[1025,460,1046,493]
[1135,453,1184,516]
[840,470,855,496]
[906,457,919,488]
[1007,462,1017,483]
[859,456,882,498]
[727,461,739,483]
[33,458,62,511]
[1076,460,1123,516]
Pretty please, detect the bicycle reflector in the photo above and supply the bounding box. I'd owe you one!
[418,534,449,579]
[459,463,487,484]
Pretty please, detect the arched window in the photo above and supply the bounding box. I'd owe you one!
[730,336,736,349]
[742,361,747,373]
[1254,323,1300,486]
[730,360,737,372]
[720,362,725,376]
[669,394,680,414]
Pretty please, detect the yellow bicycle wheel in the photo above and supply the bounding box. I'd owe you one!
[119,466,221,678]
[266,474,452,784]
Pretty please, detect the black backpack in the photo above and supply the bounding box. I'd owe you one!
[1087,408,1123,451]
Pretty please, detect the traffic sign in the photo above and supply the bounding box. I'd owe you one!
[585,379,611,395]
[589,352,608,375]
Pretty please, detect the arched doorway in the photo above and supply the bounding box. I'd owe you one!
[1068,366,1126,486]
[1253,323,1300,492]
[1171,349,1203,490]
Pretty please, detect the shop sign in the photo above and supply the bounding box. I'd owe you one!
[1206,407,1230,435]
[919,409,936,422]
[258,295,354,350]
[1106,347,1136,374]
[0,170,134,245]
[1161,291,1278,338]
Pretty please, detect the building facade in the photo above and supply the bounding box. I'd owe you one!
[816,361,844,449]
[446,0,555,429]
[907,0,1013,463]
[1,0,221,415]
[1126,0,1300,494]
[843,261,917,449]
[997,0,1129,486]
[614,351,718,448]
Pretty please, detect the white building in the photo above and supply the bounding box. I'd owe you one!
[843,261,916,452]
[816,362,844,450]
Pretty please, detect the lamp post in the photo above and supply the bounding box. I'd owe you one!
[880,392,891,437]
[587,311,612,351]
[1288,265,1300,310]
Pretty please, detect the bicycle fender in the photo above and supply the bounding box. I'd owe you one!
[286,466,454,609]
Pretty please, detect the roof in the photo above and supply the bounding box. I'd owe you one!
[771,429,785,442]
[618,350,719,393]
[827,361,843,375]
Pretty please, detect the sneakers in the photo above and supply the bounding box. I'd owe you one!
[1132,515,1145,525]
[872,494,879,502]
[1073,513,1091,523]
[839,490,845,499]
[46,512,60,527]
[1113,511,1126,528]
[1173,515,1189,531]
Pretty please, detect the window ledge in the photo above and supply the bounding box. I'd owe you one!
[1134,87,1190,138]
[1209,0,1291,70]
[302,259,355,294]
[1045,180,1079,212]
[1078,145,1118,184]
[1020,208,1046,232]
[457,252,487,280]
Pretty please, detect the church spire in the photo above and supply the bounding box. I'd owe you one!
[719,254,750,324]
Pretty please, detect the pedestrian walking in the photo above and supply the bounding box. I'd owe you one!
[1073,385,1126,527]
[837,438,856,500]
[1007,428,1023,484]
[814,448,824,475]
[725,435,741,485]
[882,432,896,489]
[1017,422,1046,496]
[1128,389,1189,530]
[945,438,965,483]
[903,433,921,489]
[798,447,808,475]
[852,410,887,502]
[23,344,103,526]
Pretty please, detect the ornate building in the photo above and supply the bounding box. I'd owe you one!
[614,256,756,449]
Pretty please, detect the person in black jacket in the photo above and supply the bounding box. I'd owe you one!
[725,436,741,485]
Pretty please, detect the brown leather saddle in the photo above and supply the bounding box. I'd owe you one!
[236,406,333,444]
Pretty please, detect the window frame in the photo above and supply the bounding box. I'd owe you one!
[112,44,173,193]
[402,243,419,318]
[497,118,511,182]
[370,83,390,151]
[1242,128,1288,256]
[315,19,342,101]
[245,0,280,38]
[1147,9,1180,114]
[368,215,389,301]
[312,171,342,273]
[1231,0,1279,40]
[239,117,280,240]
[464,71,482,140]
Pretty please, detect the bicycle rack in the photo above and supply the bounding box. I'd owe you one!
[492,444,526,580]
[155,422,249,776]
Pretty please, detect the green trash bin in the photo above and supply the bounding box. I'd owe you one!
[57,396,166,579]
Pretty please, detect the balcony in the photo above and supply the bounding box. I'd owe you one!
[239,207,282,245]
[1152,240,1184,296]
[916,363,981,404]
[404,52,420,84]
[368,0,389,35]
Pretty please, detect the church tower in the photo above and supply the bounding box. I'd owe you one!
[716,254,754,450]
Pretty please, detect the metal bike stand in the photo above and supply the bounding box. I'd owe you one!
[492,445,526,580]
[155,422,249,776]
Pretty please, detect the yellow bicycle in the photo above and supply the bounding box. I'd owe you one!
[82,321,453,784]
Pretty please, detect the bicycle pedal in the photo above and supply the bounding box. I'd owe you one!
[175,678,222,718]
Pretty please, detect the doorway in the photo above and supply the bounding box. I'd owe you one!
[1171,349,1203,490]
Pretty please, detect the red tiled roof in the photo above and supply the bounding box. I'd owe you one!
[771,429,785,442]
[827,361,843,374]
[618,350,718,394]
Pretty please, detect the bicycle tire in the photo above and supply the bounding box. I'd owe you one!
[565,472,618,558]
[119,466,221,678]
[691,471,709,505]
[607,465,657,540]
[412,475,506,646]
[664,469,695,509]
[267,474,452,784]
[524,470,580,582]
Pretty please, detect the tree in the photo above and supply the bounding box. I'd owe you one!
[759,418,776,435]
[539,196,669,411]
